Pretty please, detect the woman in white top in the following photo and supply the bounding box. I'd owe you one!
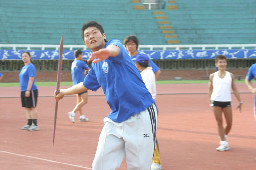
[209,55,242,151]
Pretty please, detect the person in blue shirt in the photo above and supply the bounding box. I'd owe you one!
[123,35,161,80]
[19,52,39,131]
[124,35,162,170]
[54,21,157,170]
[0,72,3,81]
[68,49,90,123]
[245,63,256,93]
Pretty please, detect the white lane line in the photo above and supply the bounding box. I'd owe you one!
[0,150,91,169]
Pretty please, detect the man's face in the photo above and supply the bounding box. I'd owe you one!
[83,27,106,52]
[125,40,137,55]
[215,59,227,71]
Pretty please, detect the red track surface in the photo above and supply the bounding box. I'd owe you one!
[0,84,256,170]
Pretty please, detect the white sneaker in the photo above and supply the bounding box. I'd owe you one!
[80,115,89,122]
[68,112,75,123]
[28,125,40,131]
[20,124,30,130]
[216,144,230,151]
[151,162,162,170]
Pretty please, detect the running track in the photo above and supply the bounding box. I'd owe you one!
[0,84,256,169]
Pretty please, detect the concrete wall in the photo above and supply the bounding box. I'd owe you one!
[0,68,248,83]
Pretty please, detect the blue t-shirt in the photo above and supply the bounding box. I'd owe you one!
[247,63,256,81]
[0,73,2,77]
[19,63,37,91]
[132,52,160,73]
[71,60,89,85]
[83,39,154,123]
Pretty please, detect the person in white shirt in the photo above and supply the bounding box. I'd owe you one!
[135,53,156,99]
[208,55,242,152]
[135,54,161,170]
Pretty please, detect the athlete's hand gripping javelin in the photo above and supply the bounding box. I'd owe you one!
[54,83,88,101]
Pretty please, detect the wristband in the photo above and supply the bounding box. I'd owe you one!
[240,102,243,104]
[26,90,30,91]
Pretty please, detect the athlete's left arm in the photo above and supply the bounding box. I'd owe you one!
[155,69,161,81]
[25,77,34,97]
[88,45,120,64]
[231,73,242,112]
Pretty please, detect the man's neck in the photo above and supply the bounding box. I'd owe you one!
[129,51,138,57]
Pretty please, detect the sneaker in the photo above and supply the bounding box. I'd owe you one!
[68,112,75,123]
[20,124,30,130]
[151,162,162,170]
[80,116,89,122]
[216,144,230,151]
[28,125,40,131]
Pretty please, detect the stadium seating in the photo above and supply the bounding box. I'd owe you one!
[0,0,166,45]
[0,0,255,45]
[159,0,256,44]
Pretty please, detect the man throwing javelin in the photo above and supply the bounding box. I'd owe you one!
[54,21,157,170]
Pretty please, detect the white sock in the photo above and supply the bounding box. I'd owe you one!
[225,135,228,141]
[220,140,228,146]
[69,112,75,116]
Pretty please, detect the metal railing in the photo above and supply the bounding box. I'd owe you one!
[0,44,256,51]
[139,44,256,50]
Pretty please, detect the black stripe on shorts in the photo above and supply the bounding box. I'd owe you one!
[147,103,158,144]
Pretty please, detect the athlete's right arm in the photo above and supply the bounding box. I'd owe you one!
[54,82,88,101]
[208,74,214,104]
[88,45,120,64]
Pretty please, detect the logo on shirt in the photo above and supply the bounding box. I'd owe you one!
[143,134,150,138]
[71,63,78,70]
[21,68,27,74]
[102,61,108,73]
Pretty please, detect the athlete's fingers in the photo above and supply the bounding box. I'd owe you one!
[92,58,103,64]
[54,90,64,101]
[87,54,95,63]
[88,49,110,63]
[237,105,242,112]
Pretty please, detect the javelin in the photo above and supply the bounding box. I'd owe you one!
[53,35,63,145]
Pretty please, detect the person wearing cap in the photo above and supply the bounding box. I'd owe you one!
[135,54,156,99]
[135,54,161,170]
[123,35,161,80]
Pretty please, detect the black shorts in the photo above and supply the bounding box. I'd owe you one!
[78,90,87,96]
[21,89,38,108]
[211,100,231,108]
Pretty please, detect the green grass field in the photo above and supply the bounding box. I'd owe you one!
[0,80,246,87]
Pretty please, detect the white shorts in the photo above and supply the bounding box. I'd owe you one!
[92,103,158,170]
